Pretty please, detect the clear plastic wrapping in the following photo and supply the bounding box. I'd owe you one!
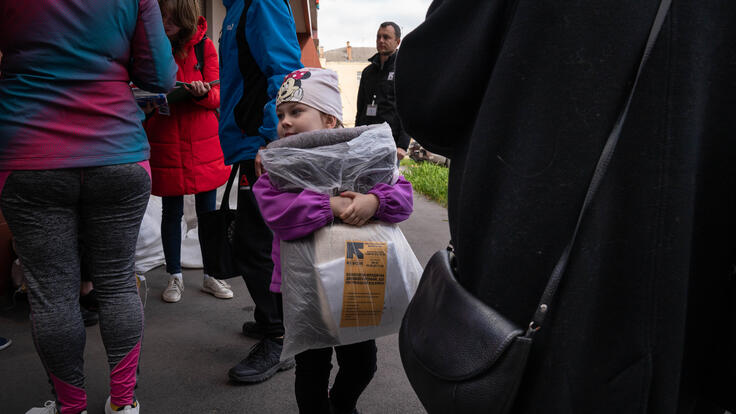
[261,123,422,359]
[259,123,398,195]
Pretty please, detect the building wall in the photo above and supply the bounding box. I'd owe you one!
[201,0,318,67]
[201,0,227,50]
[321,59,370,128]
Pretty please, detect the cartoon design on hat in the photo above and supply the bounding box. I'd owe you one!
[277,70,312,105]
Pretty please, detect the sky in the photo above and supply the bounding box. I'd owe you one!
[316,0,433,51]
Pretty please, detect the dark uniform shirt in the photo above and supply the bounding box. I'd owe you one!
[355,52,410,149]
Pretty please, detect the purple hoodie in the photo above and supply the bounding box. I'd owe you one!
[253,173,414,292]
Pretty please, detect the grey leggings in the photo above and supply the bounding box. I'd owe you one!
[0,163,150,409]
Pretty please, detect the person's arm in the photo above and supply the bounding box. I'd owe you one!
[355,72,367,126]
[395,124,412,151]
[253,173,334,241]
[191,38,220,110]
[129,0,177,93]
[340,176,414,225]
[245,1,303,143]
[388,115,411,158]
[368,176,413,223]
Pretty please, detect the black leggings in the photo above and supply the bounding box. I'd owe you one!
[294,340,377,414]
[0,164,150,412]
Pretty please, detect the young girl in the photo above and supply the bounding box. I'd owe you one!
[253,68,414,414]
[145,0,232,303]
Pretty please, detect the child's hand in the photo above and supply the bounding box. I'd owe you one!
[330,196,351,218]
[397,147,407,160]
[255,146,267,176]
[339,192,379,226]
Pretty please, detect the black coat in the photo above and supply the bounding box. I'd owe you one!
[356,52,411,149]
[396,1,736,413]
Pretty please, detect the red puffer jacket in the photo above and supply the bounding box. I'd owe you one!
[145,16,229,197]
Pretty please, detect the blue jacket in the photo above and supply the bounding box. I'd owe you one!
[219,0,303,164]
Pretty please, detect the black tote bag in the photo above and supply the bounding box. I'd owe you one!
[198,164,242,279]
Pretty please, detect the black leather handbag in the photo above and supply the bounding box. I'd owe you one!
[398,2,672,412]
[400,247,533,413]
[197,164,241,278]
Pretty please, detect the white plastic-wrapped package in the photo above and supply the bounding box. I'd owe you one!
[134,196,166,274]
[280,221,423,360]
[180,222,203,269]
[260,123,398,195]
[135,195,205,273]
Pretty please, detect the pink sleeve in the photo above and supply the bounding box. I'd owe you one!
[253,173,334,241]
[368,176,414,223]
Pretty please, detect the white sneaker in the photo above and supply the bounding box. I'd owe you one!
[104,396,139,414]
[204,274,231,289]
[201,277,234,299]
[25,401,58,414]
[162,277,183,303]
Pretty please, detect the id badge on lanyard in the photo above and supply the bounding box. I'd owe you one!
[366,94,378,117]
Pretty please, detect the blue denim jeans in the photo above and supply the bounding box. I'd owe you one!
[161,190,217,275]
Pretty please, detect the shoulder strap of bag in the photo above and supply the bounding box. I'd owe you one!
[220,163,240,211]
[193,35,221,119]
[528,0,672,335]
[194,34,207,78]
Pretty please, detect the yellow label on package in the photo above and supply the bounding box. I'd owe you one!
[340,241,388,327]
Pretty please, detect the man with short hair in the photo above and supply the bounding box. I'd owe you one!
[355,22,410,161]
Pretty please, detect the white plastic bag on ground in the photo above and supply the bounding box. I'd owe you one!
[134,196,166,273]
[180,184,239,269]
[280,221,423,360]
[180,194,203,268]
[180,221,203,269]
[136,190,229,273]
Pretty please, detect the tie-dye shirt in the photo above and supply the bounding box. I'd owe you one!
[0,0,177,171]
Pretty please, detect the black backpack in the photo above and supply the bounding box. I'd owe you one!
[193,34,219,116]
[193,34,207,79]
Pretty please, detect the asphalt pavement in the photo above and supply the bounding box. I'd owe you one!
[0,194,450,413]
